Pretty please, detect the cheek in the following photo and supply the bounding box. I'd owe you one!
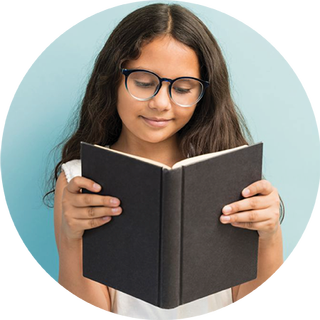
[117,83,133,117]
[117,82,126,109]
[176,108,196,127]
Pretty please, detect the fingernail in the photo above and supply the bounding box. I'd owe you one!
[223,205,232,214]
[243,188,250,196]
[93,183,101,190]
[220,215,231,223]
[102,216,111,222]
[110,198,120,205]
[111,207,121,214]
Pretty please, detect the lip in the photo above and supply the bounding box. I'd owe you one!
[140,116,173,128]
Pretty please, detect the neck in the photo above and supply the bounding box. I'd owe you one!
[111,135,184,168]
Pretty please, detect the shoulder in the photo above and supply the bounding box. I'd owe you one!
[53,159,81,211]
[61,159,81,183]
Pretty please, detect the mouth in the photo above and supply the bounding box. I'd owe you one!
[140,116,173,128]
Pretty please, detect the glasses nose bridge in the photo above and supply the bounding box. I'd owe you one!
[157,77,174,97]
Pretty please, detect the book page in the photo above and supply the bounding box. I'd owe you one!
[172,145,248,169]
[92,143,248,170]
[93,144,171,169]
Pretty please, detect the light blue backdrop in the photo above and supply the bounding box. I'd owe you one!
[1,1,319,282]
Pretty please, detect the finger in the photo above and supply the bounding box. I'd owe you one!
[73,193,121,208]
[220,209,270,224]
[76,216,113,231]
[76,205,122,220]
[222,196,269,215]
[67,176,102,194]
[242,180,273,198]
[230,220,266,231]
[230,219,279,233]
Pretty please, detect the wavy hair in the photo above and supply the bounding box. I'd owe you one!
[44,3,253,206]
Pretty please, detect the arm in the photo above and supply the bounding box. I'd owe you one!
[220,180,283,301]
[54,173,122,310]
[232,226,283,320]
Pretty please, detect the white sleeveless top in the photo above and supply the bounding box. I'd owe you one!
[61,159,232,319]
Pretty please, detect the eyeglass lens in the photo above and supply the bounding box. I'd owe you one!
[126,71,204,107]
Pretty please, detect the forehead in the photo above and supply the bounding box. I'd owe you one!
[126,36,200,78]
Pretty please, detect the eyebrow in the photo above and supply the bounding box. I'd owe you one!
[126,67,201,80]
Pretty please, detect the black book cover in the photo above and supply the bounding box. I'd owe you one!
[81,142,262,308]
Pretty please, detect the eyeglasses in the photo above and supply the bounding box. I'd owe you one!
[121,69,209,107]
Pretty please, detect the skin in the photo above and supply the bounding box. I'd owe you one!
[221,182,281,240]
[54,35,283,311]
[113,35,199,166]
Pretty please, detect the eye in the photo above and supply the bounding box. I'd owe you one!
[173,79,197,95]
[173,86,191,94]
[134,80,157,88]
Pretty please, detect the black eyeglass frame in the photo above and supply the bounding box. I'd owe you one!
[121,68,209,107]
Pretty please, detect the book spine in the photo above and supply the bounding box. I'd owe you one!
[158,168,183,309]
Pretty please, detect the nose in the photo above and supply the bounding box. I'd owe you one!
[148,81,172,111]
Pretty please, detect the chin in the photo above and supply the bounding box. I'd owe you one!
[139,133,175,145]
[143,137,169,144]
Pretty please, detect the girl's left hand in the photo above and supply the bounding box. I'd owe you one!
[220,180,281,240]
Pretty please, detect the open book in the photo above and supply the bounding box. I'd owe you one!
[81,141,263,308]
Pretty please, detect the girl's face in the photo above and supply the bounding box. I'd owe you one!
[117,36,200,146]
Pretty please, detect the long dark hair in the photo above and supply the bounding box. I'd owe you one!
[44,3,253,205]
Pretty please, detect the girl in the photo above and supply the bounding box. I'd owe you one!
[50,3,283,319]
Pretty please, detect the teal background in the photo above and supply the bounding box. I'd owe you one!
[1,1,319,282]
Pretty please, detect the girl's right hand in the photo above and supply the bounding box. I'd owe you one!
[61,176,122,241]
